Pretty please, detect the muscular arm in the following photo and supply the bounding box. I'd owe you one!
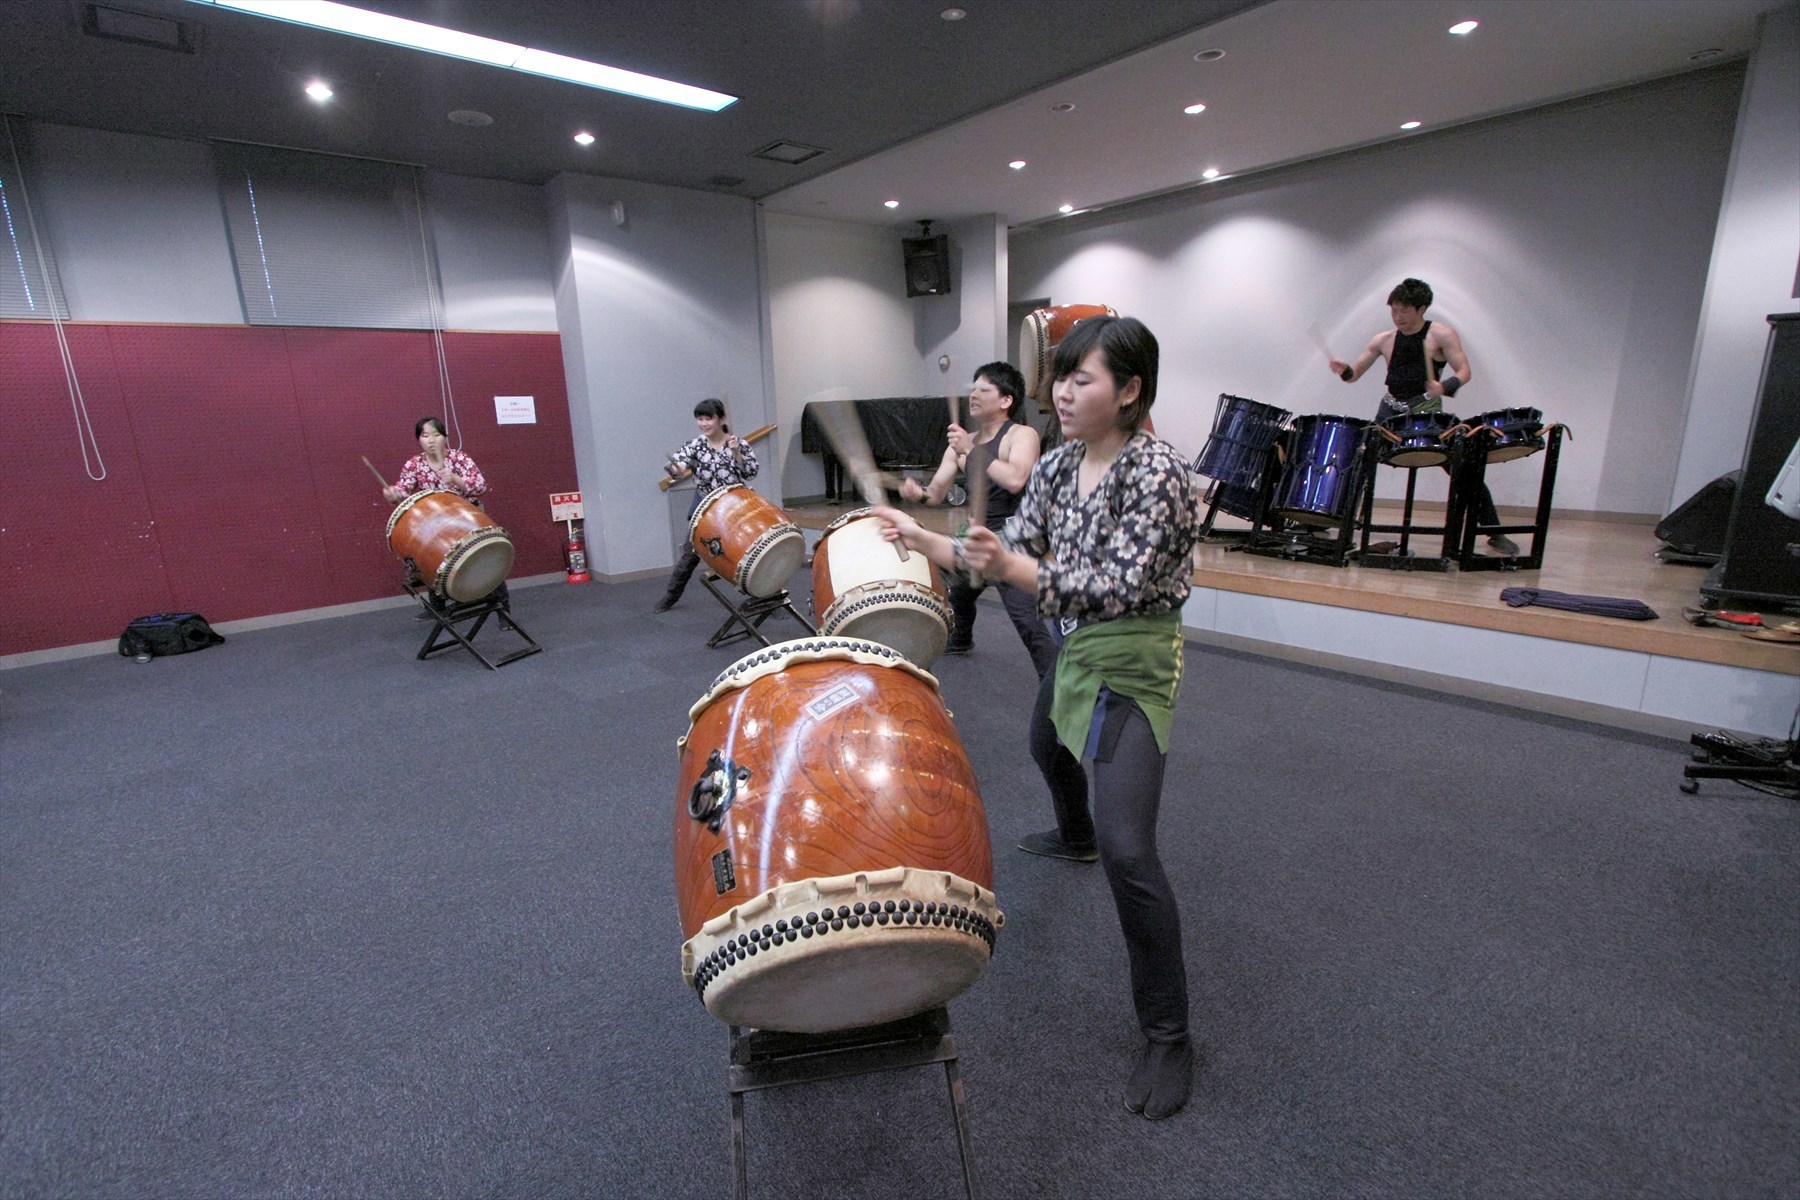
[901,444,959,504]
[1329,331,1390,382]
[985,421,1041,495]
[1426,324,1472,397]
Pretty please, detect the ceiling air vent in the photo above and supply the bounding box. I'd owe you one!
[750,141,826,166]
[708,175,746,188]
[83,4,197,53]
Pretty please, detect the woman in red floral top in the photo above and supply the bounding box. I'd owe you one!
[381,416,500,608]
[873,316,1202,1121]
[382,417,488,506]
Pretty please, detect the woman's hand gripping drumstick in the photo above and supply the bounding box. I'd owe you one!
[810,397,911,563]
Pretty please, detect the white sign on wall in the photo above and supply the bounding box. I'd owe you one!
[496,395,537,425]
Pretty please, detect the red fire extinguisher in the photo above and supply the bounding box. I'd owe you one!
[564,519,591,584]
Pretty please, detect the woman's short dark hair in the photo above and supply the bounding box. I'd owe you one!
[415,416,446,438]
[974,361,1027,412]
[1387,278,1433,309]
[693,397,729,432]
[1050,315,1159,432]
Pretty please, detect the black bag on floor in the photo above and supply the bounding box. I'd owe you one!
[118,613,226,659]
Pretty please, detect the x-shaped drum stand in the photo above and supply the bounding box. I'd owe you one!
[699,572,816,648]
[407,585,543,669]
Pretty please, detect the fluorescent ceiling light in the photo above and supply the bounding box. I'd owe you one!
[187,0,738,111]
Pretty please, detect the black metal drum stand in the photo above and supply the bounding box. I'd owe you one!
[700,572,817,648]
[1451,425,1565,571]
[1355,437,1453,571]
[407,584,542,669]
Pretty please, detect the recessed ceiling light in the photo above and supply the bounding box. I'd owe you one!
[1008,159,1027,170]
[1049,102,1075,113]
[447,109,492,126]
[1058,204,1074,214]
[1183,102,1207,115]
[884,200,900,209]
[1400,120,1422,130]
[1448,20,1479,36]
[304,80,333,101]
[1194,48,1225,62]
[573,131,595,146]
[940,7,966,19]
[187,0,738,111]
[1202,167,1220,179]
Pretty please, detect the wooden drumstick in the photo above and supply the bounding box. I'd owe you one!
[809,394,910,561]
[362,455,391,490]
[960,438,989,587]
[1307,321,1335,364]
[658,423,777,491]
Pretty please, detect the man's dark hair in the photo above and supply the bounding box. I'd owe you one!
[1387,278,1433,309]
[973,361,1026,413]
[1050,315,1159,433]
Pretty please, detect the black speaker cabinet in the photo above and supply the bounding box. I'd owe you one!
[902,235,951,297]
[1702,312,1800,608]
[1657,471,1737,560]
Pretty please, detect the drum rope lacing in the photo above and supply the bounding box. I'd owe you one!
[822,588,953,634]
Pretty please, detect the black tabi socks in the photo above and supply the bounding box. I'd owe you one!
[1122,1038,1193,1120]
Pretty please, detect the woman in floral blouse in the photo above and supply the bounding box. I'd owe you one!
[382,416,501,609]
[656,398,758,612]
[873,316,1202,1120]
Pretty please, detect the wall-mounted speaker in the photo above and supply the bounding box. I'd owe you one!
[902,235,951,298]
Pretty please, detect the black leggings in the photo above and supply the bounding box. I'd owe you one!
[947,576,1058,677]
[1028,668,1189,1042]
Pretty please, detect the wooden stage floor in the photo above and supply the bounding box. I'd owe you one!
[786,500,1800,678]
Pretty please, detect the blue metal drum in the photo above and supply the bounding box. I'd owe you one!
[1194,394,1291,491]
[1272,414,1368,528]
[1470,407,1545,462]
[1379,409,1458,468]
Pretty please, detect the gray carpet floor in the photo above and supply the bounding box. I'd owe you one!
[3,574,1796,1199]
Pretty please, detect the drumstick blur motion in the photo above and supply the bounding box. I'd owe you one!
[961,438,989,587]
[1306,321,1335,364]
[361,455,391,490]
[807,389,910,562]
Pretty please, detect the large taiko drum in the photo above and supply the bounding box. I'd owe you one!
[674,638,1003,1033]
[689,485,806,599]
[1019,303,1118,400]
[811,509,952,668]
[386,489,515,602]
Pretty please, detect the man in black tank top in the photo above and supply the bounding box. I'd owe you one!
[1328,277,1515,554]
[901,362,1058,675]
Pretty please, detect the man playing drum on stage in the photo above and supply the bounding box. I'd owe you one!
[1328,277,1517,554]
[381,416,504,612]
[899,362,1056,676]
[656,398,758,612]
[873,317,1203,1121]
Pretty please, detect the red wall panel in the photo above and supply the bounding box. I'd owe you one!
[0,323,573,656]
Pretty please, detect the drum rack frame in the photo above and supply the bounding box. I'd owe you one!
[1355,438,1454,572]
[407,585,543,670]
[700,572,817,649]
[1450,425,1564,572]
[724,1006,981,1200]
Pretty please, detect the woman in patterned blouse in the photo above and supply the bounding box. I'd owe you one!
[382,416,500,609]
[655,398,758,612]
[873,316,1203,1120]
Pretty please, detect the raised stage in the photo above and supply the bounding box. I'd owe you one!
[786,500,1800,739]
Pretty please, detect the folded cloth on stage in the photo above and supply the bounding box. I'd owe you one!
[1499,588,1658,621]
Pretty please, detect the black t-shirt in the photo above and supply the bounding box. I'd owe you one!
[1384,321,1442,398]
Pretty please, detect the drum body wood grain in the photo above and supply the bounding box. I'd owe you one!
[385,490,514,602]
[674,639,1002,1033]
[689,485,805,598]
[811,509,951,668]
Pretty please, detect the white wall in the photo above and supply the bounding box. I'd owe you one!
[1672,5,1800,508]
[764,211,1013,500]
[546,173,770,575]
[764,212,927,500]
[1011,69,1742,517]
[22,121,556,331]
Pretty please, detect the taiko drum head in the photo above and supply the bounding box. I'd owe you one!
[674,637,1002,1032]
[689,485,806,598]
[386,490,515,602]
[812,509,951,668]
